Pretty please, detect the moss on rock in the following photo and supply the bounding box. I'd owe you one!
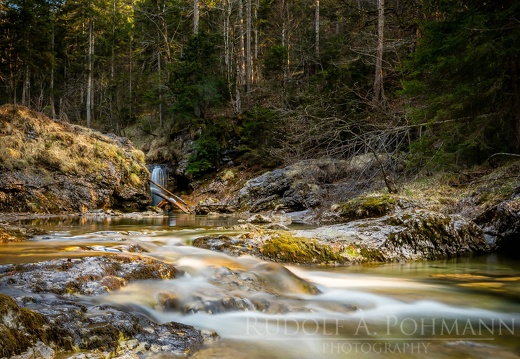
[0,293,72,357]
[260,232,343,264]
[331,194,397,221]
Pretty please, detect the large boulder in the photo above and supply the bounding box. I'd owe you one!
[237,156,390,213]
[237,159,338,212]
[0,105,150,213]
[475,193,520,253]
[196,209,490,264]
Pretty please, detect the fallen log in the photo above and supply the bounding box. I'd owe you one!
[149,178,188,206]
[150,188,191,214]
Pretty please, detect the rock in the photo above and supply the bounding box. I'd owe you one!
[474,196,520,253]
[237,160,325,212]
[196,209,490,264]
[291,209,490,262]
[322,194,397,223]
[0,255,180,296]
[154,265,321,315]
[0,105,150,213]
[193,235,250,257]
[194,198,236,214]
[0,291,204,358]
[246,214,272,224]
[237,157,389,213]
[0,294,71,358]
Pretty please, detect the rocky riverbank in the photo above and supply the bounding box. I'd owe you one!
[0,253,206,358]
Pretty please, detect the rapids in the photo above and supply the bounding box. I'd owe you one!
[2,213,519,358]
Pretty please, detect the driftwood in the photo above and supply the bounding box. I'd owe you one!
[149,179,191,214]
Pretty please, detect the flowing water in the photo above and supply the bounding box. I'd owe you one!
[2,214,520,358]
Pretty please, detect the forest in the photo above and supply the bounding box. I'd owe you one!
[1,0,519,181]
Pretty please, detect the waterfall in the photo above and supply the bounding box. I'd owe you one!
[150,166,167,206]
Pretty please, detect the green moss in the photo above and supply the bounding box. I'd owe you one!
[260,232,343,264]
[334,194,396,221]
[359,247,386,261]
[0,228,28,243]
[0,293,72,356]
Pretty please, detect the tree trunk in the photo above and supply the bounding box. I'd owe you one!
[236,0,245,112]
[86,13,93,128]
[193,0,199,35]
[50,18,56,119]
[315,0,320,59]
[511,60,520,152]
[245,0,252,94]
[373,0,385,106]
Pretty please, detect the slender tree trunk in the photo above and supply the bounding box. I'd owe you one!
[235,0,245,112]
[245,0,252,94]
[511,60,520,152]
[315,0,320,59]
[22,64,29,106]
[254,0,259,82]
[194,0,199,35]
[157,33,163,127]
[86,12,93,128]
[50,19,56,119]
[373,0,385,105]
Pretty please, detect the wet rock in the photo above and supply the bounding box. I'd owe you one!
[193,235,251,257]
[0,255,180,295]
[0,292,204,358]
[0,293,72,358]
[198,209,490,264]
[155,264,321,315]
[7,342,55,359]
[195,198,236,214]
[0,222,47,243]
[246,214,273,224]
[292,209,490,262]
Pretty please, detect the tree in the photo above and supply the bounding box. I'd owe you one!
[373,0,384,106]
[402,1,520,166]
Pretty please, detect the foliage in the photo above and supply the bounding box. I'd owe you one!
[170,32,227,121]
[401,1,520,168]
[263,44,288,78]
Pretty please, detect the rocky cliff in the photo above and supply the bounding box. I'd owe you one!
[0,105,150,213]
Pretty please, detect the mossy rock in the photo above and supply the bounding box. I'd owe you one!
[0,228,27,243]
[0,293,72,357]
[332,194,396,221]
[260,232,343,264]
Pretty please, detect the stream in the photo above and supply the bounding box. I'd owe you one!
[1,213,520,358]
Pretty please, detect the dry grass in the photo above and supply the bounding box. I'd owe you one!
[0,105,147,184]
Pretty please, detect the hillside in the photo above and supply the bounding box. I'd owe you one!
[0,105,150,213]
